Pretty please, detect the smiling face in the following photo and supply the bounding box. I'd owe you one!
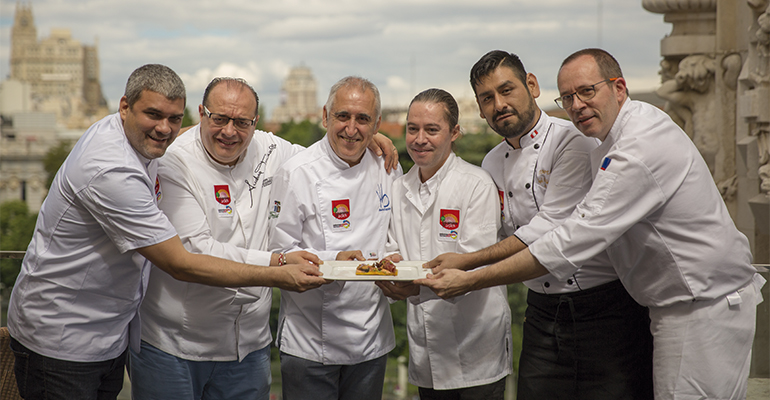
[120,89,185,160]
[557,54,626,141]
[198,82,258,166]
[473,66,541,145]
[322,85,380,167]
[406,101,460,182]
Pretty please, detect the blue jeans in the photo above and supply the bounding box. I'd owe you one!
[10,337,126,400]
[128,340,271,400]
[280,352,387,400]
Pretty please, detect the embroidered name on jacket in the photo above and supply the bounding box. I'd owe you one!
[377,184,391,211]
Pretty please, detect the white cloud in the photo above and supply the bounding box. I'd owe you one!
[0,0,673,114]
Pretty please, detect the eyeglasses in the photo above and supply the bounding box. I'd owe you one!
[554,78,618,109]
[203,106,256,131]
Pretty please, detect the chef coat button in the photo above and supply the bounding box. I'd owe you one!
[544,282,550,288]
[505,153,509,158]
[567,279,574,285]
[525,183,531,189]
[581,213,586,218]
[508,191,513,197]
[534,144,540,149]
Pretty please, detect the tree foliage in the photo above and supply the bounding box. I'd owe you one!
[42,140,72,189]
[182,106,196,128]
[275,120,325,148]
[0,200,37,288]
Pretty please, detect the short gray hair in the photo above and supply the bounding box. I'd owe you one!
[202,77,259,117]
[124,64,186,107]
[325,76,381,120]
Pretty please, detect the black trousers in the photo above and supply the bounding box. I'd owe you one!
[517,279,653,400]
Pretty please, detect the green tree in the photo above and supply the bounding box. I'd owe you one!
[256,106,267,132]
[453,131,504,167]
[182,106,196,128]
[276,120,325,148]
[43,140,72,189]
[0,200,37,288]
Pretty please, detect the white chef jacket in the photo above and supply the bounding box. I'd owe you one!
[268,135,402,364]
[482,111,617,294]
[385,153,512,390]
[140,125,303,362]
[8,112,177,362]
[531,99,757,307]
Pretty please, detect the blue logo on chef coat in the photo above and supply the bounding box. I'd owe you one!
[377,184,391,211]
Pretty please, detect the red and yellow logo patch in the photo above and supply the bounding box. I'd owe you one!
[214,185,231,205]
[332,199,351,220]
[439,209,460,230]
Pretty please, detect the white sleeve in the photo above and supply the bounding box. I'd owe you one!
[158,156,270,304]
[531,150,666,280]
[81,168,176,253]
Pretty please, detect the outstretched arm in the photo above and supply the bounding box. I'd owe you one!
[138,236,327,292]
[416,248,548,299]
[425,235,528,273]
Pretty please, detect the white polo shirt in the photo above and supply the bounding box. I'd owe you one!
[8,112,177,362]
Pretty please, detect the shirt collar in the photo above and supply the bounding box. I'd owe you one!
[403,152,456,196]
[516,110,549,149]
[322,133,369,170]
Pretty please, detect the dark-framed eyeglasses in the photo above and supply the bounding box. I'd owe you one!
[203,105,256,131]
[554,78,618,109]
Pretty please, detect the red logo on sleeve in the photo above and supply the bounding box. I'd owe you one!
[214,185,231,205]
[332,199,351,220]
[155,176,162,202]
[439,209,460,230]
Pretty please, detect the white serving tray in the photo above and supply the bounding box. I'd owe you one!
[319,260,431,281]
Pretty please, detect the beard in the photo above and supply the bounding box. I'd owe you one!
[490,98,538,139]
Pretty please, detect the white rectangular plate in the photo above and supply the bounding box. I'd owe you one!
[319,260,430,281]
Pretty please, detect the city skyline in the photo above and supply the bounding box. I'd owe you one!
[0,1,671,118]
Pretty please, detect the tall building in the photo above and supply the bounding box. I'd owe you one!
[9,2,108,129]
[1,2,107,211]
[271,65,319,123]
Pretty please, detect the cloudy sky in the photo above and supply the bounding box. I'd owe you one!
[0,0,671,119]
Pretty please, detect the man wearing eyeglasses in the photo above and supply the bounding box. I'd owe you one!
[422,50,652,400]
[419,48,764,400]
[130,77,399,399]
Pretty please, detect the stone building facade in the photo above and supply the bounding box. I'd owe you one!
[9,2,108,129]
[271,65,319,123]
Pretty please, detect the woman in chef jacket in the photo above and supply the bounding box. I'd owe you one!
[377,88,512,399]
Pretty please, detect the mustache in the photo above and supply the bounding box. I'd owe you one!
[493,108,517,121]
